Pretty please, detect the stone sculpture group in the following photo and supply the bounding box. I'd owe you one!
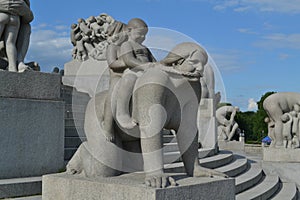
[0,0,39,72]
[66,14,226,188]
[264,92,300,148]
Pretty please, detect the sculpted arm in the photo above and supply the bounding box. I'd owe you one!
[106,44,127,71]
[120,42,148,70]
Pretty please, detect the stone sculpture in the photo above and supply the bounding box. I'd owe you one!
[70,13,126,61]
[263,92,300,148]
[216,106,240,141]
[66,16,227,188]
[0,0,34,72]
[200,63,215,99]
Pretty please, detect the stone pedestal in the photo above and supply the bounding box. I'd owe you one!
[198,98,217,150]
[0,71,64,198]
[263,147,300,162]
[218,140,245,151]
[43,173,235,200]
[263,148,300,188]
[63,59,109,96]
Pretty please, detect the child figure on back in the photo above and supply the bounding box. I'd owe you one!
[116,18,156,129]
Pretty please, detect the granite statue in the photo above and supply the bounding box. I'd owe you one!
[66,17,227,187]
[263,92,300,148]
[0,0,34,72]
[216,105,240,141]
[71,13,126,61]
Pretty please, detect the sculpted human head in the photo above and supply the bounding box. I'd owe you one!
[161,42,208,75]
[127,18,148,44]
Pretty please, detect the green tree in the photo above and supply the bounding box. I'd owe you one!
[252,91,276,141]
[233,91,276,143]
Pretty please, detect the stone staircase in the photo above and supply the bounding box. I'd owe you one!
[164,143,299,199]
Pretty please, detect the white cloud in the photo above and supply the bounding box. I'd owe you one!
[207,49,247,73]
[279,53,289,60]
[248,98,258,111]
[27,24,72,71]
[208,0,300,14]
[254,33,300,50]
[237,28,258,35]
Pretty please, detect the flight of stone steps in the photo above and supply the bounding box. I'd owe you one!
[164,133,299,199]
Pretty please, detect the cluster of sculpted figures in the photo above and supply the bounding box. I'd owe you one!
[67,15,227,188]
[264,92,300,149]
[71,13,126,61]
[0,0,38,72]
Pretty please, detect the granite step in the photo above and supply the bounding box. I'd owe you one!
[200,150,233,169]
[215,155,248,177]
[271,182,298,200]
[65,127,86,137]
[235,163,264,194]
[164,150,233,173]
[163,148,216,164]
[0,177,42,199]
[65,118,85,128]
[236,175,280,200]
[163,142,179,153]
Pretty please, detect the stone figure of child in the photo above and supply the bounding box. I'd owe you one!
[116,18,156,129]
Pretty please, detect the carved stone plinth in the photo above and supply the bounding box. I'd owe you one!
[0,71,64,179]
[42,173,235,200]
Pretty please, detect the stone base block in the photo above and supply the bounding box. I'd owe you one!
[0,97,64,179]
[218,140,245,151]
[0,71,61,100]
[263,147,300,162]
[43,173,235,200]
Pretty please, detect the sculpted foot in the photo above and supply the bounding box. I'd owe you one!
[145,174,177,188]
[18,62,31,73]
[193,165,228,178]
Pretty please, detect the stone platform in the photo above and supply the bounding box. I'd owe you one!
[43,173,235,200]
[263,147,300,162]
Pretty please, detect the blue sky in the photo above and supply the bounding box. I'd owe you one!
[28,0,300,111]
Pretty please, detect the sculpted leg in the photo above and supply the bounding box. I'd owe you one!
[4,15,20,72]
[228,122,239,141]
[116,73,137,129]
[17,23,32,72]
